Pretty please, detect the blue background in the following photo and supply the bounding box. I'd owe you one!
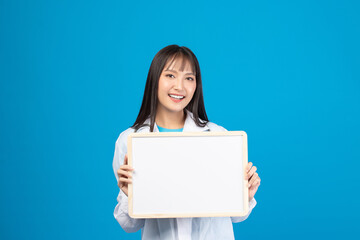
[1,0,359,239]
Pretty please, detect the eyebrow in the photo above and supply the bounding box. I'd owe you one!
[164,69,195,76]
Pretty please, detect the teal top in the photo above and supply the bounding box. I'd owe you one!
[157,125,183,132]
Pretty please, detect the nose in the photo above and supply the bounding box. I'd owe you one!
[174,78,184,90]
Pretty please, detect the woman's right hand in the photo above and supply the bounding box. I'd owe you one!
[117,154,133,197]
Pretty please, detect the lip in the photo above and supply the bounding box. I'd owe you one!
[168,93,185,103]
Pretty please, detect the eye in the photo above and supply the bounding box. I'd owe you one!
[166,74,175,78]
[186,77,195,81]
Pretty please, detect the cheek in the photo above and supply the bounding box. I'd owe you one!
[158,78,170,94]
[187,82,197,96]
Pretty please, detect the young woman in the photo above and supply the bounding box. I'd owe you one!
[112,45,261,239]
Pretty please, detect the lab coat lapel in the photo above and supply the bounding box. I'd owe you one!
[137,118,159,133]
[183,110,210,132]
[137,110,209,133]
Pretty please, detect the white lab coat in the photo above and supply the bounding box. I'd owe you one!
[112,110,257,240]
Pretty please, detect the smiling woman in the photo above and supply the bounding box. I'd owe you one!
[112,45,261,240]
[130,45,208,132]
[156,57,197,128]
[162,68,196,104]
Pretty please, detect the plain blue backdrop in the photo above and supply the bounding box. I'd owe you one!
[1,0,359,239]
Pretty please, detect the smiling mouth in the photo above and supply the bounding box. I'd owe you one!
[168,94,185,99]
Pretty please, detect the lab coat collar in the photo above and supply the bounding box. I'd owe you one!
[138,110,210,133]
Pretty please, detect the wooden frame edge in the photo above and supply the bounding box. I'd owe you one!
[127,130,249,218]
[127,133,134,218]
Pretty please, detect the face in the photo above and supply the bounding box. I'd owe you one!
[157,57,197,114]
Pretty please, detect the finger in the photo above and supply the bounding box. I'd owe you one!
[119,165,134,171]
[247,162,253,173]
[124,154,128,165]
[248,174,256,188]
[119,177,132,184]
[248,173,259,187]
[244,162,253,179]
[117,169,132,178]
[249,176,260,188]
[247,166,257,180]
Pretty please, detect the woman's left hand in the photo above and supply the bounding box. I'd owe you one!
[246,162,261,201]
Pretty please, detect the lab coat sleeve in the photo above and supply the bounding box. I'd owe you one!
[113,130,145,233]
[231,198,257,223]
[114,190,145,233]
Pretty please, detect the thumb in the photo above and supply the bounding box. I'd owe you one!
[124,154,128,165]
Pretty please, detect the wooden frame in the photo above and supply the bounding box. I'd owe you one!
[127,131,249,218]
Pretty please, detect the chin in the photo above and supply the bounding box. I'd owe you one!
[168,108,186,113]
[165,105,187,113]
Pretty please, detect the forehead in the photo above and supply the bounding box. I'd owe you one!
[164,55,195,73]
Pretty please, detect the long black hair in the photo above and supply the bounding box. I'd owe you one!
[132,44,208,132]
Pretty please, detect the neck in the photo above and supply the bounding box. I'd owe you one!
[155,108,186,129]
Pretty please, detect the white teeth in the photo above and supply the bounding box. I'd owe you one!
[169,94,185,99]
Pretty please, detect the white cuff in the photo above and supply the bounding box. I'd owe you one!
[249,197,257,210]
[117,190,129,214]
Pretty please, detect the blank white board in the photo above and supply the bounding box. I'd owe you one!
[127,131,248,218]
